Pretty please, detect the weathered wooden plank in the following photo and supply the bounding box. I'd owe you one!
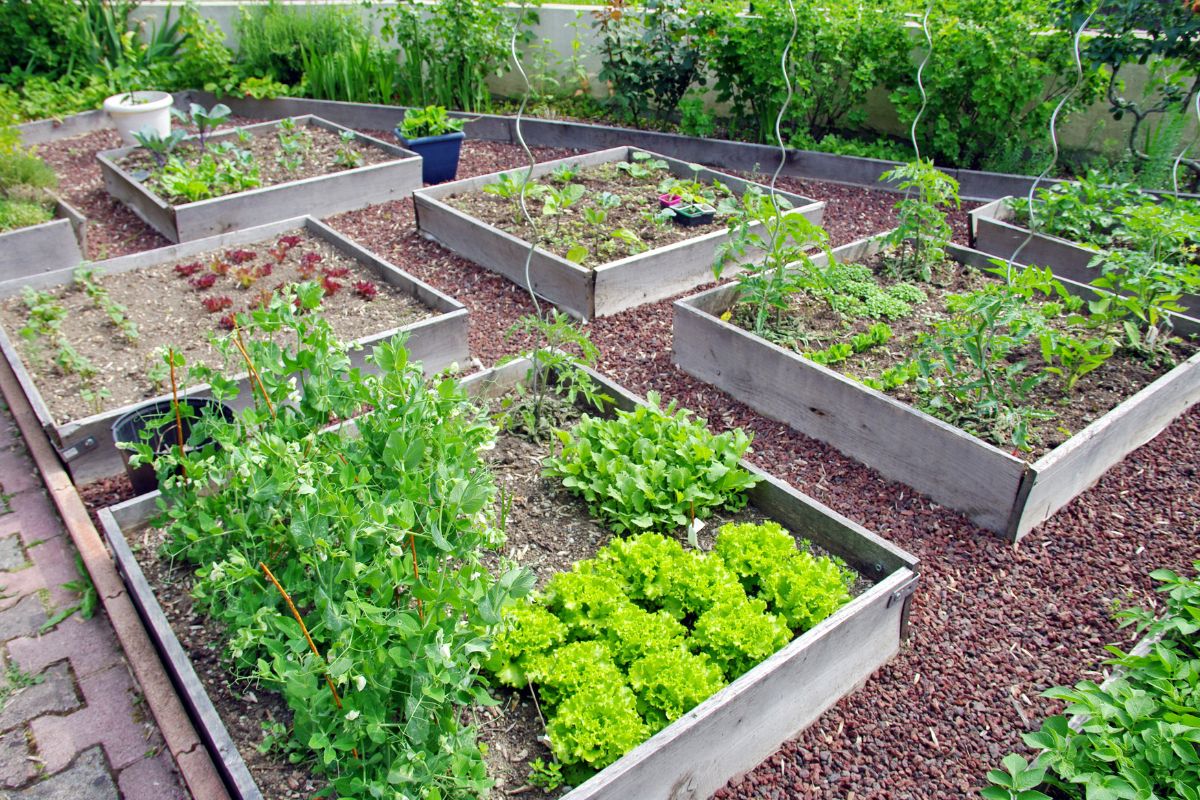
[413,194,595,318]
[99,500,262,800]
[1020,349,1200,539]
[99,356,915,800]
[0,215,83,282]
[415,146,823,319]
[676,235,1200,539]
[673,294,1029,534]
[0,217,469,483]
[97,116,422,243]
[969,198,1200,316]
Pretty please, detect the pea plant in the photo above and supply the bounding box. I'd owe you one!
[882,159,961,282]
[146,289,535,799]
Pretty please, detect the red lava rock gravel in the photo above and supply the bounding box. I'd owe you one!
[53,123,1199,799]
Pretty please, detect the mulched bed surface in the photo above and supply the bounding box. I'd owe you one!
[62,120,1200,800]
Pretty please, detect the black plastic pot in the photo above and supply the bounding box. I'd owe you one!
[111,397,233,496]
[673,203,716,227]
[396,130,465,185]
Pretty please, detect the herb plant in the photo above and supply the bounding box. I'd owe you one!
[145,291,535,799]
[544,392,758,535]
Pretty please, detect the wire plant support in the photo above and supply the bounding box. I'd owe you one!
[1006,8,1097,280]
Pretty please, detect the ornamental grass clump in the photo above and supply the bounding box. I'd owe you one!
[543,391,758,535]
[487,524,856,785]
[140,286,534,799]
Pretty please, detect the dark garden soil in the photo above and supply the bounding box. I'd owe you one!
[737,249,1197,458]
[115,122,395,204]
[63,124,1200,800]
[0,227,430,422]
[444,160,734,268]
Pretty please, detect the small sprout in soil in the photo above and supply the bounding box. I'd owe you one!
[233,266,258,289]
[298,251,323,278]
[256,262,273,279]
[209,257,230,276]
[320,275,342,297]
[279,235,302,249]
[227,248,256,265]
[201,296,233,314]
[191,273,218,291]
[321,265,351,279]
[353,280,378,300]
[334,130,364,169]
[174,262,202,278]
[217,312,237,331]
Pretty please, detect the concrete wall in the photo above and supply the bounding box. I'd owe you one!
[131,1,1197,157]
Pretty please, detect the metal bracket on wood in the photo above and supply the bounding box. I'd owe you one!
[56,436,97,463]
[888,575,919,642]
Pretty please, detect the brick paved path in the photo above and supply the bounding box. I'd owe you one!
[0,401,187,799]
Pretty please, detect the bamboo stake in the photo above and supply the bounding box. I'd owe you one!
[232,325,275,418]
[168,348,187,481]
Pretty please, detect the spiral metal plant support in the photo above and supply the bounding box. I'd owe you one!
[1172,90,1200,196]
[1006,9,1096,279]
[765,0,800,240]
[909,1,933,162]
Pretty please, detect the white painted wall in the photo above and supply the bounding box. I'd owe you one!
[131,1,1197,157]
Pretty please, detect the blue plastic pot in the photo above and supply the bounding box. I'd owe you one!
[396,130,465,185]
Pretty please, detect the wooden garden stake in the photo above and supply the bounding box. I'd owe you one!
[259,560,358,759]
[167,348,187,481]
[232,325,275,418]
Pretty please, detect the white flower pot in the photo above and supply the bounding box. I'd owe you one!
[103,91,174,145]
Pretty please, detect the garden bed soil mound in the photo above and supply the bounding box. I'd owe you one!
[115,123,394,203]
[0,227,430,423]
[444,161,730,269]
[735,249,1197,458]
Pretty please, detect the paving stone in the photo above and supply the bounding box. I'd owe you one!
[0,537,26,572]
[0,728,36,788]
[8,616,123,680]
[0,663,79,733]
[116,751,187,800]
[10,746,118,800]
[0,493,63,547]
[30,665,152,772]
[0,596,46,643]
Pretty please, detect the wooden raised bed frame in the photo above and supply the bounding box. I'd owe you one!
[969,196,1200,317]
[98,359,918,800]
[413,146,826,319]
[97,116,422,243]
[0,195,87,282]
[0,216,469,485]
[673,235,1200,540]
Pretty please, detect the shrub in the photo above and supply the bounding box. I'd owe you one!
[234,0,367,86]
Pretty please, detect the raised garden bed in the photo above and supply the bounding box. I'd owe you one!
[97,358,917,800]
[969,196,1200,317]
[673,235,1200,540]
[97,115,421,243]
[0,216,467,484]
[413,146,826,319]
[0,194,87,282]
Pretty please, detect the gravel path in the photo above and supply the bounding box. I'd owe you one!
[40,125,1200,799]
